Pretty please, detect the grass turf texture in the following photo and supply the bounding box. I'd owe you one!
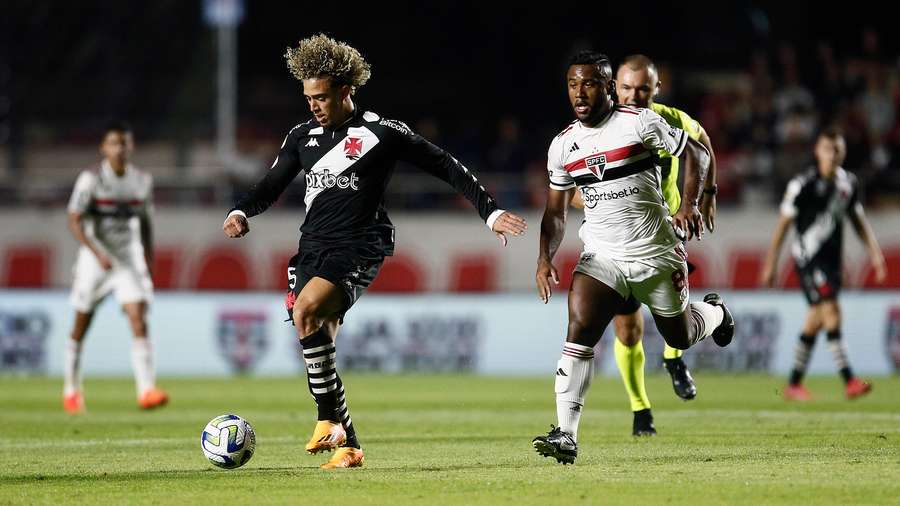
[1,374,898,505]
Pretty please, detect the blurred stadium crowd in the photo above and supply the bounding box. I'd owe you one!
[3,4,899,212]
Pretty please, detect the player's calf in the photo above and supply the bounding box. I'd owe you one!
[654,294,734,349]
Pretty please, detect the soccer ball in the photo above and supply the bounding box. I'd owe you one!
[200,414,256,469]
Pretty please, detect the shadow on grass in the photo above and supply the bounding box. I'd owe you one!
[1,458,549,486]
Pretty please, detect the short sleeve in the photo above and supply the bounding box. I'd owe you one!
[636,108,688,158]
[780,177,803,218]
[547,136,574,190]
[67,171,97,214]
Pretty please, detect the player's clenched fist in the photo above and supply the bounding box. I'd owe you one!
[223,214,250,238]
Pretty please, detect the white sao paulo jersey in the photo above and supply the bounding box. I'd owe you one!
[547,105,689,260]
[67,160,153,262]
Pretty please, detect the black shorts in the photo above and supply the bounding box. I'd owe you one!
[796,261,841,305]
[284,245,383,324]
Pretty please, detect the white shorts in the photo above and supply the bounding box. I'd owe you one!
[573,244,689,317]
[70,248,153,313]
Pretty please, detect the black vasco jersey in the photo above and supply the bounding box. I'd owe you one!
[232,107,500,256]
[779,166,862,268]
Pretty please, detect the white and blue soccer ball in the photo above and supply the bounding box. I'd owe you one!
[201,414,256,469]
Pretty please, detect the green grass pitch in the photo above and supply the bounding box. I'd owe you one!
[2,374,898,505]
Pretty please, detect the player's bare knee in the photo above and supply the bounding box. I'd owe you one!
[802,323,821,336]
[124,311,146,336]
[616,331,641,347]
[820,302,840,330]
[293,297,324,337]
[566,319,602,348]
[130,320,147,337]
[614,316,642,346]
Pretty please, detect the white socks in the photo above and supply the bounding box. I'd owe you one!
[63,339,83,396]
[555,342,595,441]
[688,301,725,346]
[131,338,156,397]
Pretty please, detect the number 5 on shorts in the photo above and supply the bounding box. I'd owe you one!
[288,267,297,290]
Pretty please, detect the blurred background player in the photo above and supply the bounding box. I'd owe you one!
[570,54,720,436]
[64,122,167,413]
[222,34,526,469]
[532,50,732,464]
[761,127,886,400]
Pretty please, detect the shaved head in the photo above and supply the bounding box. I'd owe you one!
[615,54,660,108]
[620,54,658,76]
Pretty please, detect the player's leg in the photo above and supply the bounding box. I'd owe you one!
[820,299,872,398]
[661,251,698,398]
[653,298,731,350]
[116,262,166,409]
[63,310,94,413]
[122,301,168,408]
[315,314,366,469]
[638,247,733,351]
[560,273,621,433]
[784,305,821,400]
[663,345,683,361]
[611,303,656,436]
[64,251,108,413]
[289,249,379,468]
[534,267,623,464]
[293,276,353,454]
[288,249,382,469]
[662,342,697,400]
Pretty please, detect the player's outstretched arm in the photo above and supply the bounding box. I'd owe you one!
[223,129,304,239]
[760,214,793,287]
[673,137,710,241]
[849,206,887,284]
[537,187,574,303]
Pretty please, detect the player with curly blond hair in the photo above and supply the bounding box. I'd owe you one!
[223,34,527,469]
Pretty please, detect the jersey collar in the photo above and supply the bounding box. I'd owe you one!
[101,159,132,178]
[327,105,362,133]
[578,100,615,130]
